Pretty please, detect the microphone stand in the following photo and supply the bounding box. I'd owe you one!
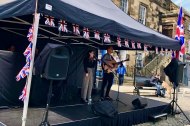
[113,52,127,106]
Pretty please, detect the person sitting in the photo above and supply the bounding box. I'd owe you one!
[150,74,165,97]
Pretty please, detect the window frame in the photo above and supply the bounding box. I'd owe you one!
[120,0,128,13]
[138,4,147,25]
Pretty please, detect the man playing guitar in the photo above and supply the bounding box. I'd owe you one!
[100,46,117,100]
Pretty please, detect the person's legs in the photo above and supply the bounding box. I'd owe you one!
[81,73,89,102]
[118,75,122,85]
[120,75,124,85]
[156,84,161,96]
[105,73,114,98]
[87,68,94,101]
[100,73,108,98]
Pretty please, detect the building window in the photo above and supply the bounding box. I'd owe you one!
[138,5,146,25]
[120,0,128,13]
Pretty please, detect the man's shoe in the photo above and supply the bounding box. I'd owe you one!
[81,98,88,104]
[99,97,104,101]
[105,96,113,101]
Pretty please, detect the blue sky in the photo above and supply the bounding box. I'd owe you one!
[171,0,190,12]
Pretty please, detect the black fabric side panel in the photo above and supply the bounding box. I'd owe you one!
[0,0,35,19]
[0,51,25,106]
[0,44,97,107]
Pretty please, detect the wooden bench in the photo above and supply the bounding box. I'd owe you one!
[133,87,164,96]
[149,113,168,123]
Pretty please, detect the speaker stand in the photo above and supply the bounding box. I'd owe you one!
[39,80,53,126]
[161,86,190,123]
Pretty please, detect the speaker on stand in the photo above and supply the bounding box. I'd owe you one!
[39,45,71,126]
[163,58,190,123]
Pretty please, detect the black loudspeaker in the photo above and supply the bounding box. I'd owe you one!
[177,63,184,83]
[43,46,70,80]
[91,101,118,118]
[132,98,147,109]
[164,58,185,87]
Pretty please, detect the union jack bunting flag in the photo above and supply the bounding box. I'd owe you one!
[117,37,121,47]
[19,84,27,101]
[27,26,33,42]
[104,33,111,43]
[155,47,158,54]
[160,48,164,55]
[23,43,32,56]
[144,45,148,52]
[23,43,32,62]
[124,39,129,48]
[94,30,100,40]
[175,7,185,58]
[16,63,30,81]
[73,24,80,35]
[45,16,55,27]
[137,42,141,49]
[165,49,168,56]
[58,20,68,33]
[131,41,136,49]
[83,28,90,39]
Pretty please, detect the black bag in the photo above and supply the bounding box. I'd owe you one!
[91,100,118,118]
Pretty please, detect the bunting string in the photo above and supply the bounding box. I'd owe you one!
[16,26,34,101]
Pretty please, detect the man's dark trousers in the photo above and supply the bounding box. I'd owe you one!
[101,72,114,97]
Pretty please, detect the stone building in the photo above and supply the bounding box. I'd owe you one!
[112,0,190,75]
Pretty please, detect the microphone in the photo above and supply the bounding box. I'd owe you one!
[94,56,100,62]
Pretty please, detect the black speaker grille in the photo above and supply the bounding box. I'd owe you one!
[44,46,70,80]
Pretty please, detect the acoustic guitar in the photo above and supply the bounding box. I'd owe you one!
[102,59,128,73]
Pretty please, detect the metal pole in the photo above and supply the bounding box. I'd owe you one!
[133,50,137,87]
[22,0,40,125]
